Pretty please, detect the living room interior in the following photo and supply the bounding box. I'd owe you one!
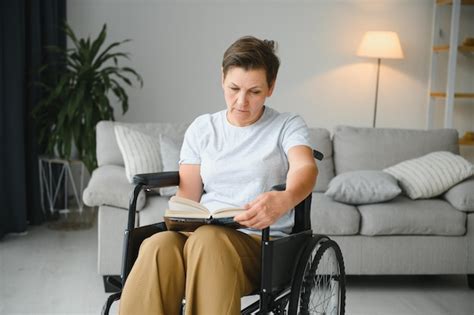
[1,0,474,314]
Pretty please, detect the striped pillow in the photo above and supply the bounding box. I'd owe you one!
[115,125,162,183]
[384,151,474,199]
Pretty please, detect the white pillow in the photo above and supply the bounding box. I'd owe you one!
[325,170,401,205]
[384,151,474,199]
[114,125,162,183]
[158,134,181,196]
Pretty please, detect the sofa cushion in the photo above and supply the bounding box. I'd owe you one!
[115,125,163,183]
[325,170,401,205]
[158,134,180,196]
[96,120,189,167]
[443,176,474,212]
[311,193,360,235]
[82,165,146,210]
[358,195,466,236]
[332,126,459,175]
[384,151,474,199]
[308,128,334,192]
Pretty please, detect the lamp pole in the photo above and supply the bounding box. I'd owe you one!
[373,58,381,128]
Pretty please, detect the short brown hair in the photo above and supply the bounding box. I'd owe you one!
[222,36,280,88]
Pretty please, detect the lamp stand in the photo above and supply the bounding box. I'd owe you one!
[373,58,381,128]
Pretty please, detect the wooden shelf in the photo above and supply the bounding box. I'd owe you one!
[433,45,474,52]
[429,0,474,129]
[430,92,474,98]
[437,0,474,5]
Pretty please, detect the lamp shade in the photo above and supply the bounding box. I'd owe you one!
[356,31,404,59]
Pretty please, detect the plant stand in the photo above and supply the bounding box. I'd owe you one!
[38,156,85,215]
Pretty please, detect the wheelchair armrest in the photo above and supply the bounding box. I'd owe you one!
[271,183,286,191]
[313,149,323,161]
[132,171,179,188]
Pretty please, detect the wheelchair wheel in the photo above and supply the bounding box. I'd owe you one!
[288,238,345,315]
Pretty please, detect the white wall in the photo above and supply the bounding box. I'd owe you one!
[67,0,473,134]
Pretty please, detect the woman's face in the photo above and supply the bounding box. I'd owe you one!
[222,67,274,127]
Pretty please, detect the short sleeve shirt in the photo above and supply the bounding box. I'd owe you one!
[179,106,312,236]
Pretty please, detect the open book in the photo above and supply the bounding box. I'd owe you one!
[164,196,246,231]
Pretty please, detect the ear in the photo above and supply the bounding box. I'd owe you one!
[267,80,276,97]
[221,67,225,88]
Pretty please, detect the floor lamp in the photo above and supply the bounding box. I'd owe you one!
[356,31,404,128]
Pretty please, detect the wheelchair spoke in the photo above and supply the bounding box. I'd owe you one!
[296,241,344,315]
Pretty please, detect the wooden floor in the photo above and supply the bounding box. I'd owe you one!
[1,211,473,315]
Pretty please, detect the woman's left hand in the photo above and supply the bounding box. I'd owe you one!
[234,191,294,230]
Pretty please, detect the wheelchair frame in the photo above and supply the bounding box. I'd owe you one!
[103,150,345,315]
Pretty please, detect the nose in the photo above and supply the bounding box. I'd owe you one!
[236,91,249,108]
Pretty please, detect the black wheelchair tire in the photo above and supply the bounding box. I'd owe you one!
[288,238,346,315]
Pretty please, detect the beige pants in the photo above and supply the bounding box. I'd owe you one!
[119,225,261,315]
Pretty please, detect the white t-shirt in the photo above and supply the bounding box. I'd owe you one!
[179,106,312,236]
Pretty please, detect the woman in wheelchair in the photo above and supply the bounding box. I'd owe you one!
[118,36,318,315]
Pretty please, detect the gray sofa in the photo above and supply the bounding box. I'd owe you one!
[83,121,474,290]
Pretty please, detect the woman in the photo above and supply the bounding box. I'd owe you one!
[119,36,317,315]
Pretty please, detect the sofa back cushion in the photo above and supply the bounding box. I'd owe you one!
[308,128,334,192]
[96,121,334,191]
[96,121,190,167]
[332,126,459,175]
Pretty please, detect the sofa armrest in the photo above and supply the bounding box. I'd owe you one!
[443,176,474,212]
[83,165,146,210]
[133,171,179,188]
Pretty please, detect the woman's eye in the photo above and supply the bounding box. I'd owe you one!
[230,87,239,91]
[251,91,261,94]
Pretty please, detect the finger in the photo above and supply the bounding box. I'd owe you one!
[237,197,266,220]
[239,212,267,229]
[234,207,257,222]
[245,218,270,230]
[242,207,276,229]
[235,210,260,226]
[244,196,261,209]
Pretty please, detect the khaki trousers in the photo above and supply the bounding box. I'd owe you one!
[119,225,261,315]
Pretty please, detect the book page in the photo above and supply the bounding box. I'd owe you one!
[168,196,245,219]
[168,196,210,214]
[204,201,243,214]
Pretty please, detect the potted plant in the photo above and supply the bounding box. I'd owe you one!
[33,23,143,173]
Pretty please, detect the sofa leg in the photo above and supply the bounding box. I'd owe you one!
[468,274,474,289]
[103,275,122,293]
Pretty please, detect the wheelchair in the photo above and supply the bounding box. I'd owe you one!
[103,150,346,315]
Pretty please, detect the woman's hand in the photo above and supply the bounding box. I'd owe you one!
[233,146,317,230]
[234,191,295,230]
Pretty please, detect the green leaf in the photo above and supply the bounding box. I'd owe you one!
[93,52,130,71]
[32,21,142,172]
[64,23,80,50]
[121,67,144,87]
[90,24,107,61]
[114,71,133,86]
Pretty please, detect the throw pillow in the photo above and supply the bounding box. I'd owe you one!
[114,125,162,183]
[325,170,401,205]
[158,134,181,196]
[443,176,474,212]
[383,151,474,199]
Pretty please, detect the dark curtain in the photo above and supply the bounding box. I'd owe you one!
[0,0,66,239]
